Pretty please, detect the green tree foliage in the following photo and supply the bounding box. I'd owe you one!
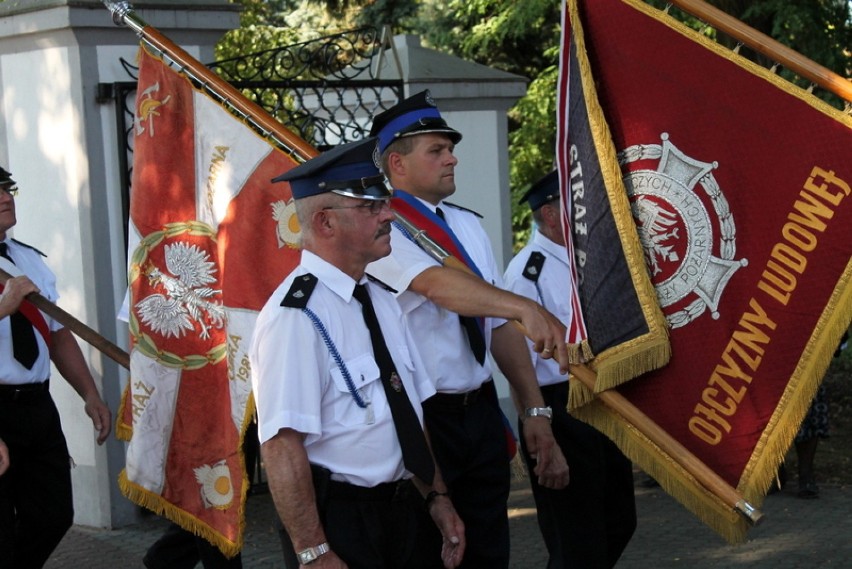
[220,0,850,248]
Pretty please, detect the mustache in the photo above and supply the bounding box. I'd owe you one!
[376,223,392,237]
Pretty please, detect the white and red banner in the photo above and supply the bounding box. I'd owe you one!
[118,47,304,556]
[559,0,852,542]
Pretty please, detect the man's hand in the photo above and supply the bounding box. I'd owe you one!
[84,394,112,445]
[522,417,570,489]
[517,301,570,373]
[0,437,9,476]
[427,494,466,568]
[0,275,39,316]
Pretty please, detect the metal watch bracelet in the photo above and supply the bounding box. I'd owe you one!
[297,542,330,565]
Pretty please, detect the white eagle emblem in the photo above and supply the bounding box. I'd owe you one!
[135,242,226,339]
[632,195,681,276]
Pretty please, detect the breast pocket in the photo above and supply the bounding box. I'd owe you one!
[329,353,382,427]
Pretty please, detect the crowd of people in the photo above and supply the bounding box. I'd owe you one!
[1,90,839,569]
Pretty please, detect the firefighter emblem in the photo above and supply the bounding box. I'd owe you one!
[620,133,747,328]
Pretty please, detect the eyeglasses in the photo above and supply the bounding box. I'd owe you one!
[0,186,18,197]
[323,199,391,216]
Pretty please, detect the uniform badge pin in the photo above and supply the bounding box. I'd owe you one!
[390,372,403,392]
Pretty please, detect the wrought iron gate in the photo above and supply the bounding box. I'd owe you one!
[97,26,404,246]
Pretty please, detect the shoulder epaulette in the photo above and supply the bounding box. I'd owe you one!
[522,251,546,283]
[280,273,318,308]
[365,273,398,294]
[443,201,483,218]
[11,239,46,257]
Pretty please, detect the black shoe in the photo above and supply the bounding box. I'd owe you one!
[798,480,819,499]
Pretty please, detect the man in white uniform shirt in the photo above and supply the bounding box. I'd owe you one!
[504,171,636,569]
[0,165,111,568]
[250,139,465,569]
[366,91,570,568]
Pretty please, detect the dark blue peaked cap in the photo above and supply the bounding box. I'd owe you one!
[370,90,462,154]
[520,170,560,211]
[272,138,390,201]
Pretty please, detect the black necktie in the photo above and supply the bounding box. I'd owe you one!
[435,207,487,364]
[0,243,39,369]
[353,284,435,485]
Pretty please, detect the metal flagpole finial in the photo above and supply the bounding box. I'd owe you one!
[102,1,134,27]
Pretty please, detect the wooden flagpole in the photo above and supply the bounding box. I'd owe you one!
[0,268,131,369]
[668,0,852,103]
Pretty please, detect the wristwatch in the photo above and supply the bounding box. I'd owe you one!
[524,406,553,422]
[297,542,330,565]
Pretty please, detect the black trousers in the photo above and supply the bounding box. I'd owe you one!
[143,522,242,569]
[278,474,439,569]
[0,389,74,569]
[422,387,511,569]
[519,381,637,569]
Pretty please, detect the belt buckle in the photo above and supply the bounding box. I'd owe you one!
[11,387,24,402]
[462,389,478,406]
[392,480,410,501]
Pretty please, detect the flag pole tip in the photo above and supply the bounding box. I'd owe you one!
[102,1,133,26]
[735,500,763,526]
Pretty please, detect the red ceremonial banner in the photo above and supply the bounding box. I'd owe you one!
[118,47,303,556]
[560,0,852,542]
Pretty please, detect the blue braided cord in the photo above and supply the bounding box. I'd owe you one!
[392,220,414,242]
[534,282,548,312]
[302,307,367,409]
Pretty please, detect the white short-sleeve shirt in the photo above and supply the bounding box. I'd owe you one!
[249,251,436,487]
[503,231,572,387]
[367,198,506,393]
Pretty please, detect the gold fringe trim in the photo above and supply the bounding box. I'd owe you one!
[511,452,528,481]
[590,336,671,393]
[567,377,595,410]
[572,399,748,544]
[566,340,596,364]
[119,463,247,559]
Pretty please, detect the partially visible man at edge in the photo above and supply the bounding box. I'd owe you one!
[366,91,571,568]
[504,170,636,568]
[250,139,466,569]
[0,165,112,568]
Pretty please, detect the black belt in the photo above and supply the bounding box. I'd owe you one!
[327,479,414,502]
[0,380,50,402]
[425,385,485,411]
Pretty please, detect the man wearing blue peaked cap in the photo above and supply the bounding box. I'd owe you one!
[365,90,571,568]
[254,136,467,569]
